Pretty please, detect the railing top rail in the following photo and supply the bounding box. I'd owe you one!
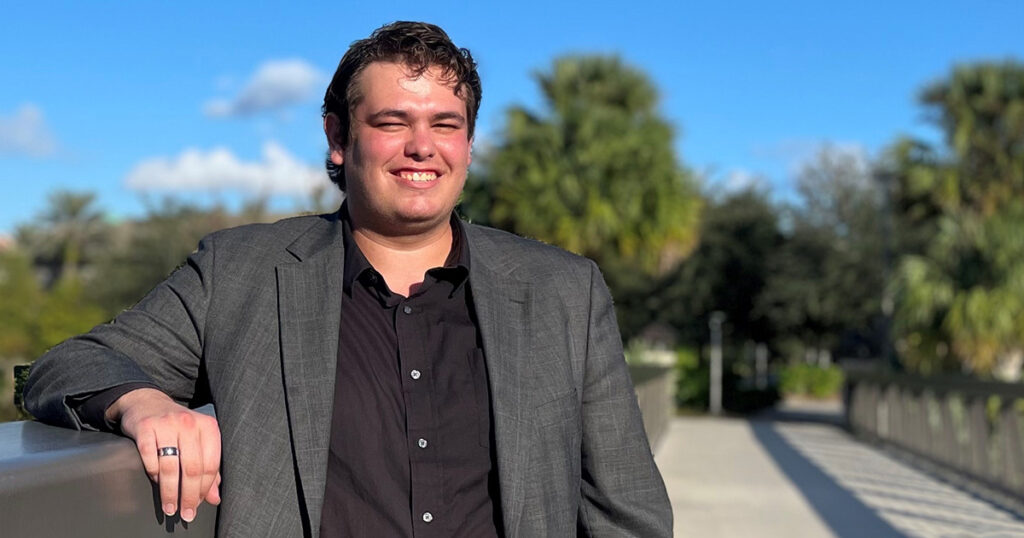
[0,420,216,536]
[844,369,1024,399]
[628,364,673,386]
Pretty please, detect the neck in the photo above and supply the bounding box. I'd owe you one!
[350,216,454,297]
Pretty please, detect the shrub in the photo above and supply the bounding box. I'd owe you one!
[779,363,844,399]
[674,347,708,410]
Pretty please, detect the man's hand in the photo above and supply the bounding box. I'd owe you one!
[107,388,222,522]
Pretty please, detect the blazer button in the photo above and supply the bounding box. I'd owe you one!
[410,369,421,380]
[422,512,433,523]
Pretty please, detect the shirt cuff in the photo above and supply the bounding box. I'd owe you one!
[72,383,163,432]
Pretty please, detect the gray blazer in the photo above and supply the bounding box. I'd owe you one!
[25,211,672,537]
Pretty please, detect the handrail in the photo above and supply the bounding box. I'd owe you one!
[1,367,672,536]
[0,417,217,536]
[845,369,1024,509]
[630,364,675,451]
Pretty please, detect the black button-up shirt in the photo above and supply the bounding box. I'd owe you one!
[319,210,502,537]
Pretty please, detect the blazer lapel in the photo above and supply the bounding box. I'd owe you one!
[466,225,532,537]
[276,213,344,535]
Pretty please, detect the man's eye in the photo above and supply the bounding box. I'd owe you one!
[434,123,459,130]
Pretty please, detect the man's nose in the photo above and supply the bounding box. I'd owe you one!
[404,126,436,160]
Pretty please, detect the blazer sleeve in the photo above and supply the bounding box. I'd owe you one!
[24,234,216,430]
[576,260,673,537]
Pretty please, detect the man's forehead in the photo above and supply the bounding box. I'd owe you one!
[352,61,466,111]
[356,61,462,94]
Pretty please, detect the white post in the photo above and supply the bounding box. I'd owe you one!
[709,312,725,416]
[756,343,768,390]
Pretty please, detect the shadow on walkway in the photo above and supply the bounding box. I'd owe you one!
[748,400,1024,538]
[749,416,906,538]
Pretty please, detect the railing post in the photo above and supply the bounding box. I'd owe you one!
[1001,400,1024,495]
[969,397,990,480]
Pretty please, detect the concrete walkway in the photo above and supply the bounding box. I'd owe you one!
[654,400,1024,537]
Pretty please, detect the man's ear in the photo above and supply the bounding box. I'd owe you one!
[324,113,345,166]
[468,136,473,166]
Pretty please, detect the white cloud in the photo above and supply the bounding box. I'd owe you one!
[0,103,58,157]
[752,138,869,175]
[204,59,326,117]
[721,168,769,193]
[124,141,329,196]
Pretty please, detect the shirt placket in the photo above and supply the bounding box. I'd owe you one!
[396,296,442,535]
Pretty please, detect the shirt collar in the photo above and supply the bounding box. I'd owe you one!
[341,203,470,297]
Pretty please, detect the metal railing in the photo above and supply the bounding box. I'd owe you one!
[0,415,217,536]
[845,369,1024,506]
[629,364,675,451]
[1,366,673,536]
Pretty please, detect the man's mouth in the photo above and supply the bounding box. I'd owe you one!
[396,170,439,182]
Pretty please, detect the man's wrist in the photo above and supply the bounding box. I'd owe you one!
[105,387,172,431]
[70,382,161,431]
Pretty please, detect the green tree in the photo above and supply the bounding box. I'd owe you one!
[16,191,109,284]
[90,199,234,314]
[650,187,782,347]
[33,275,107,357]
[462,55,701,281]
[0,249,43,359]
[890,62,1024,379]
[760,147,886,364]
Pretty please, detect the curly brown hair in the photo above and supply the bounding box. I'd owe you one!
[322,21,482,190]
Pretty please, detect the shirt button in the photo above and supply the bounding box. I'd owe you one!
[418,438,428,449]
[410,369,421,380]
[403,305,413,314]
[422,512,433,523]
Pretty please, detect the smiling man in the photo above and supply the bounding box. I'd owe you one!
[25,21,672,537]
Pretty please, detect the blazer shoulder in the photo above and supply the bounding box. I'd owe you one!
[463,222,598,282]
[201,212,337,258]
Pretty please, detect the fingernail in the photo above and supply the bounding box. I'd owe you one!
[164,503,175,515]
[182,508,195,522]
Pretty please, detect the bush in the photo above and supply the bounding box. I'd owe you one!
[674,346,780,413]
[674,347,708,410]
[779,364,844,399]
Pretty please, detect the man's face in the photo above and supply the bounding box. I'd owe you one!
[327,61,472,235]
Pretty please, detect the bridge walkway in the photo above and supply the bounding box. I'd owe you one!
[654,400,1024,537]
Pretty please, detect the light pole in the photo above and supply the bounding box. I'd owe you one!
[709,311,726,416]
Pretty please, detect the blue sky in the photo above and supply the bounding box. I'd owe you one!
[2,0,1022,235]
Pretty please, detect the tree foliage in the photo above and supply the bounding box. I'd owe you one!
[462,55,701,278]
[649,187,781,346]
[761,147,886,363]
[0,250,42,359]
[890,62,1024,379]
[89,199,237,314]
[16,191,109,285]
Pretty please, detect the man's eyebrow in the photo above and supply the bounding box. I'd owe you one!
[366,109,466,124]
[430,111,466,124]
[367,109,411,122]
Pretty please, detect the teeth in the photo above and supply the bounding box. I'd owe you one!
[401,171,437,182]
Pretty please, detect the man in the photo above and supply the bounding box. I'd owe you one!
[25,21,671,537]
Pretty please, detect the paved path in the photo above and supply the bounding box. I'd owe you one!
[654,400,1024,537]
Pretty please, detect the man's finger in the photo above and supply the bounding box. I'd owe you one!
[154,428,181,517]
[206,473,222,506]
[135,429,160,482]
[177,414,203,523]
[197,419,221,506]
